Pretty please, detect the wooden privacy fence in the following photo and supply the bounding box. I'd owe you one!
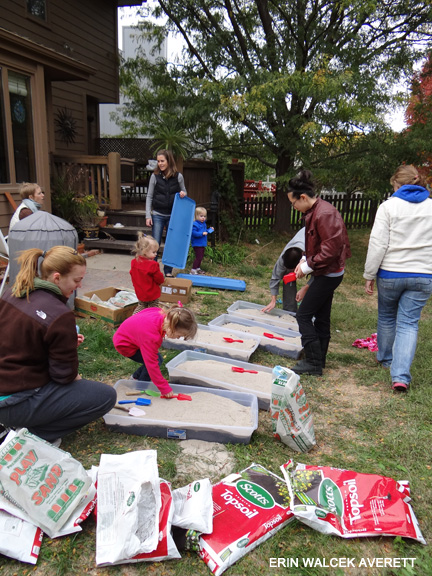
[241,192,389,230]
[242,195,276,230]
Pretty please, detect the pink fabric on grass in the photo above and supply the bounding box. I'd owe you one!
[352,333,378,352]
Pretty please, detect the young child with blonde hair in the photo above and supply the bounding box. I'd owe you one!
[130,232,165,314]
[190,206,214,275]
[113,305,197,398]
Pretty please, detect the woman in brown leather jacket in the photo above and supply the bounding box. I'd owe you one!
[287,170,351,375]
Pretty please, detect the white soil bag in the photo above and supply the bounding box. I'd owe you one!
[271,366,316,452]
[96,450,161,565]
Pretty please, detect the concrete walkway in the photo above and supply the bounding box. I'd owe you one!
[79,252,135,295]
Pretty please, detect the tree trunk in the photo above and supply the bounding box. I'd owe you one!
[274,153,294,233]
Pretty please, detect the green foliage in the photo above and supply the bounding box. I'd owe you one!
[51,175,80,225]
[51,176,103,228]
[214,161,244,242]
[151,117,191,159]
[204,243,247,266]
[118,1,432,216]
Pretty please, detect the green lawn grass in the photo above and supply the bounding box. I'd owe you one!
[1,228,431,576]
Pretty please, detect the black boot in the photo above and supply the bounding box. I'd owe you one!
[291,340,323,376]
[319,337,330,369]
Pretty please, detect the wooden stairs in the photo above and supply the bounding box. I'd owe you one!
[83,210,165,253]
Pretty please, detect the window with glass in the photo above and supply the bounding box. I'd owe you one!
[0,68,36,184]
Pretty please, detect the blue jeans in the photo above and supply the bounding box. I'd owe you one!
[152,213,172,275]
[377,276,432,385]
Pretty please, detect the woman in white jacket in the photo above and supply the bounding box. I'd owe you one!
[364,165,432,392]
[9,182,44,231]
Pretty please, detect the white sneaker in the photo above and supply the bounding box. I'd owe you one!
[190,269,198,275]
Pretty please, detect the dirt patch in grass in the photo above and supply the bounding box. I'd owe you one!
[302,366,386,461]
[325,367,384,411]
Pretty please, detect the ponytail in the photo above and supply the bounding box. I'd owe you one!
[390,164,426,189]
[165,305,197,340]
[13,245,85,299]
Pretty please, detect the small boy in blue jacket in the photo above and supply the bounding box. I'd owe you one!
[190,206,214,274]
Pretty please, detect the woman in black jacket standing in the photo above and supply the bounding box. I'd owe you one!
[288,170,351,375]
[145,149,187,277]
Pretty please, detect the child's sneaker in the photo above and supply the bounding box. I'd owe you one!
[190,269,198,275]
[197,269,207,275]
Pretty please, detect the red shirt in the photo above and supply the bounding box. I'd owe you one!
[130,257,164,302]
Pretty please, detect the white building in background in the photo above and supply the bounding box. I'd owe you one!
[99,26,167,137]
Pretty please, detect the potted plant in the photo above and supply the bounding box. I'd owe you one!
[75,195,103,239]
[51,175,106,238]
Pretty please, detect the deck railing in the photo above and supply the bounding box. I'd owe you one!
[51,153,387,231]
[52,152,122,209]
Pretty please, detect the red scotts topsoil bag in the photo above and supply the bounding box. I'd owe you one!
[280,461,425,544]
[198,463,295,575]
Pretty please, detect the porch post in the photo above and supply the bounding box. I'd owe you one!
[108,152,121,210]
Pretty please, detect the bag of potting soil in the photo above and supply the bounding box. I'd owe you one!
[271,366,316,452]
[280,461,426,544]
[0,429,92,538]
[198,463,295,576]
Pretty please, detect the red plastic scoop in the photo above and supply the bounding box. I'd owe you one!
[283,272,297,284]
[231,366,258,374]
[144,390,192,401]
[161,393,192,401]
[263,332,284,341]
[223,337,244,343]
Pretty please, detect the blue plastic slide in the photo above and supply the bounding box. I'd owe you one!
[162,194,196,269]
[177,274,246,291]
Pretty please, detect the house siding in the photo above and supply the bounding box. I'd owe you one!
[0,0,125,232]
[0,0,119,103]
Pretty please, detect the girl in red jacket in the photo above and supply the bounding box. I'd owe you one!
[130,233,165,314]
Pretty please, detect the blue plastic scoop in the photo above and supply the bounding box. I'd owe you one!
[118,398,151,406]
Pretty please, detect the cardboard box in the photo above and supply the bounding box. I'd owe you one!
[159,278,192,304]
[74,287,137,328]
